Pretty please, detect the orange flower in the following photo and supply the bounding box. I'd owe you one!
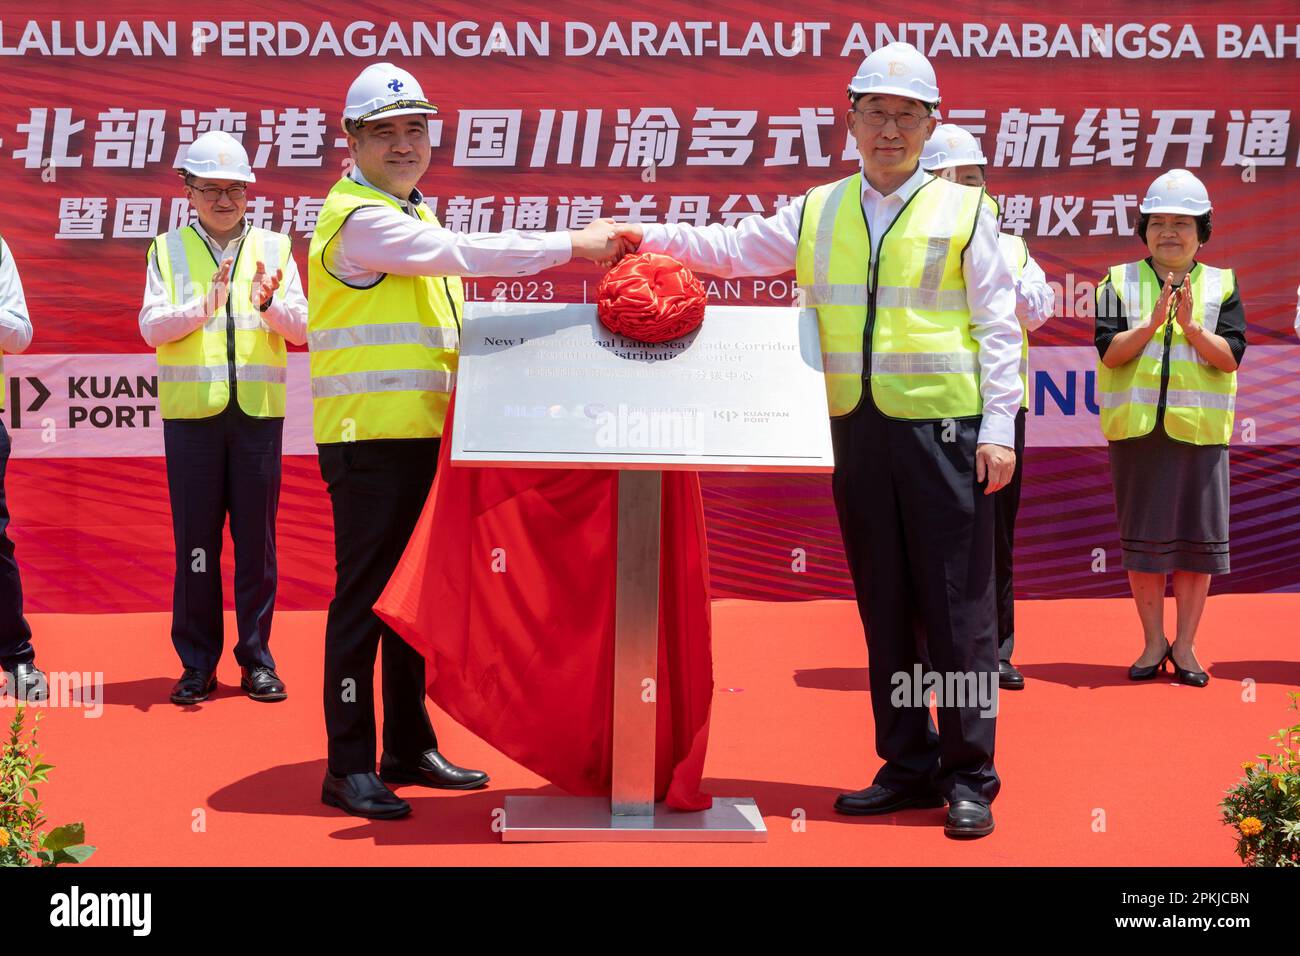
[0,829,10,848]
[1237,817,1264,837]
[1241,761,1256,771]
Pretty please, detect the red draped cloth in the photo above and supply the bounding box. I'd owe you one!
[596,252,707,342]
[373,397,714,810]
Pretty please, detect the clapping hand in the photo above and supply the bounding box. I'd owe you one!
[205,258,233,314]
[250,259,283,310]
[1172,278,1196,335]
[1150,272,1176,330]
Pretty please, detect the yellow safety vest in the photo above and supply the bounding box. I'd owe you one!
[1096,260,1237,446]
[150,226,291,419]
[307,176,464,444]
[795,172,984,419]
[997,231,1032,410]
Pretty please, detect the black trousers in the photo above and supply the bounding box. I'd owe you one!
[994,407,1028,665]
[831,398,1000,805]
[163,403,282,673]
[318,438,439,775]
[0,419,34,670]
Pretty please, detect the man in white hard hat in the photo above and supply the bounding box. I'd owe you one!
[312,62,622,820]
[139,129,307,706]
[0,235,46,702]
[608,42,1021,837]
[922,123,1055,693]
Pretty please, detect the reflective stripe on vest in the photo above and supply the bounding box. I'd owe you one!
[311,369,456,398]
[308,322,460,353]
[1095,260,1237,446]
[998,231,1032,409]
[307,176,464,443]
[795,172,983,419]
[151,225,291,419]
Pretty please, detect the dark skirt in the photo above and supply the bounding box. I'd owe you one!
[1108,425,1230,575]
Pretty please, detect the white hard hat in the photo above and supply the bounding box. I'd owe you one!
[343,63,438,125]
[179,130,255,183]
[1139,169,1212,216]
[848,41,941,106]
[922,124,987,170]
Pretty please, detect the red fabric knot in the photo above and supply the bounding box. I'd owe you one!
[595,252,707,343]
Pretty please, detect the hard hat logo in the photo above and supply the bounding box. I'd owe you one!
[888,61,908,76]
[388,79,404,94]
[218,152,230,165]
[947,137,961,149]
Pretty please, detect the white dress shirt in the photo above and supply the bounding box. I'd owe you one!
[1002,235,1054,332]
[639,165,1024,448]
[0,237,33,355]
[328,167,572,284]
[139,220,308,347]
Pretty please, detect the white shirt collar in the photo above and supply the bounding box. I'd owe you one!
[348,165,425,211]
[190,219,248,258]
[859,163,932,205]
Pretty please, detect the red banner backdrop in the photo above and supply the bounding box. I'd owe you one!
[2,0,1299,611]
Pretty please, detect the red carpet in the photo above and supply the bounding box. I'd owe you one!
[20,595,1299,866]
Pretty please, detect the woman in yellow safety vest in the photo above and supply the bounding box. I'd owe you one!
[1094,169,1246,687]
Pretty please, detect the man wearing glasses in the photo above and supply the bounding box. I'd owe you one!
[139,130,307,705]
[608,42,1022,837]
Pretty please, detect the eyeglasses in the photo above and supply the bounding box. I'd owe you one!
[191,184,247,203]
[853,108,928,130]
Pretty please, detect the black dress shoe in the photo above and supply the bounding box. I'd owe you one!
[944,800,995,838]
[170,667,216,704]
[321,771,411,820]
[833,784,946,816]
[5,662,48,702]
[998,660,1025,690]
[379,749,490,790]
[1128,641,1171,681]
[240,665,287,702]
[1169,644,1210,687]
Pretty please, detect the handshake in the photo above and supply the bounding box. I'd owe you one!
[568,219,644,269]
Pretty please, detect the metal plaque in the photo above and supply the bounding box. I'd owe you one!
[450,302,833,471]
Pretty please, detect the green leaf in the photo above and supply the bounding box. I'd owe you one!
[52,844,95,864]
[42,823,85,852]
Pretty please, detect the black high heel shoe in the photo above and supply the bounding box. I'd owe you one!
[1169,644,1210,687]
[1128,641,1171,681]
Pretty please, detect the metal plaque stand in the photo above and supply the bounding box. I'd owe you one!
[501,470,766,842]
